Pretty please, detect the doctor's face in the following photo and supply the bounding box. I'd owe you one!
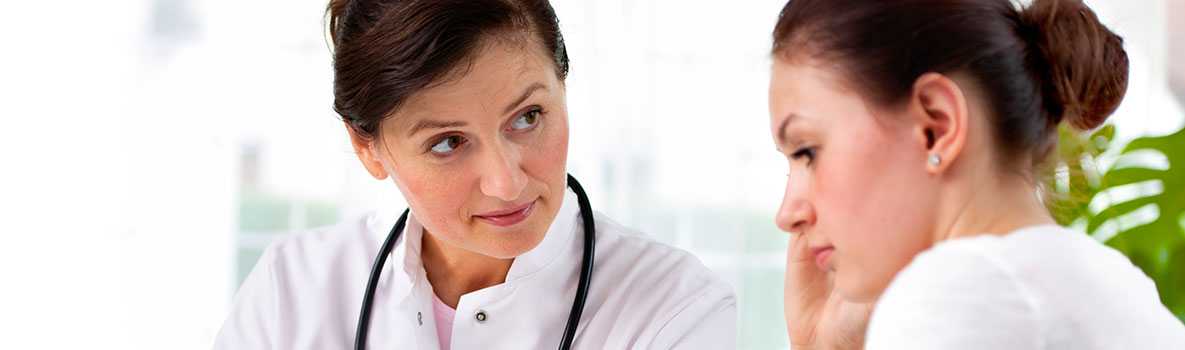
[768,60,938,302]
[355,38,570,259]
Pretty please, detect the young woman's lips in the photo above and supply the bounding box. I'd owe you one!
[810,246,834,271]
[473,200,536,227]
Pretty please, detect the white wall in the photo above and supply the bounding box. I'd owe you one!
[0,0,1177,349]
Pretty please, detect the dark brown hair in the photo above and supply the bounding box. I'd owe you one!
[326,0,569,139]
[772,0,1128,167]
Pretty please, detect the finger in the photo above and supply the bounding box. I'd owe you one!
[783,232,833,345]
[786,231,813,265]
[785,231,823,287]
[783,232,830,311]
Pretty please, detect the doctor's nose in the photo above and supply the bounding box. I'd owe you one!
[776,182,815,235]
[479,144,527,202]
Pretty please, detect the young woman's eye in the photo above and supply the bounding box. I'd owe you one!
[429,135,466,155]
[791,146,816,164]
[509,107,542,131]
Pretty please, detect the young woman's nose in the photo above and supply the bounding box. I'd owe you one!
[776,177,816,234]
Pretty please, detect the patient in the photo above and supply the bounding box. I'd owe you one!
[765,0,1185,348]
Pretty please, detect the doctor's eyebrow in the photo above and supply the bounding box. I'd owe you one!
[503,83,548,114]
[407,120,468,137]
[404,83,549,138]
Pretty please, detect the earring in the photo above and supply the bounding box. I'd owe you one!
[928,154,942,167]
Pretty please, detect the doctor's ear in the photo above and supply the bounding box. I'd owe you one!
[345,122,390,180]
[908,72,969,174]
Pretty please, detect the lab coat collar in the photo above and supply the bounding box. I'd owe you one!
[365,188,580,301]
[364,207,424,302]
[506,188,579,281]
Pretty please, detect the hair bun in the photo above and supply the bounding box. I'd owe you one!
[1022,0,1129,130]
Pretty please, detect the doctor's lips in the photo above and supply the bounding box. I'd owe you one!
[473,199,536,227]
[809,245,834,270]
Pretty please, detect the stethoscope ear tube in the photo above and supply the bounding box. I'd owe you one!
[558,174,596,350]
[354,209,409,350]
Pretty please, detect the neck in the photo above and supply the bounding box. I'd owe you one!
[420,230,513,309]
[936,173,1056,244]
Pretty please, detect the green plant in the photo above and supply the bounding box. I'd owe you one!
[1047,124,1185,322]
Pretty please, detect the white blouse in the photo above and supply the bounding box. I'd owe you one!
[214,189,736,349]
[867,225,1185,349]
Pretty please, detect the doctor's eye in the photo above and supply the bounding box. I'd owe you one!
[428,134,467,156]
[791,146,816,165]
[509,107,542,131]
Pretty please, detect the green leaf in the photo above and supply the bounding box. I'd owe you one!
[1097,127,1185,324]
[1162,247,1185,320]
[1049,124,1185,324]
[1047,124,1115,226]
[1087,195,1158,233]
[1099,167,1165,189]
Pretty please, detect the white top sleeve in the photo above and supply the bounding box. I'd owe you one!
[648,281,738,349]
[213,246,279,350]
[865,243,1043,350]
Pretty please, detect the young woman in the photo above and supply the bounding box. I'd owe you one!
[766,0,1185,348]
[214,1,735,348]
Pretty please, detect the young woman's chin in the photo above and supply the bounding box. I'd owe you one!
[834,269,882,303]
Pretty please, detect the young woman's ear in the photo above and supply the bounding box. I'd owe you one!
[345,122,390,180]
[909,73,970,174]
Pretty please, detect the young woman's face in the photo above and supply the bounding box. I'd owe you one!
[360,39,570,259]
[768,60,939,302]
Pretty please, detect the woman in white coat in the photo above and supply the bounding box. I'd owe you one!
[214,0,735,348]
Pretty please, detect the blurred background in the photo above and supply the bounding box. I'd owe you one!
[0,0,1181,348]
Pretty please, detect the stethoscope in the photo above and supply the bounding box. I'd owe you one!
[355,174,596,350]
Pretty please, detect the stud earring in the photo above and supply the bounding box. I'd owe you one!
[928,154,942,167]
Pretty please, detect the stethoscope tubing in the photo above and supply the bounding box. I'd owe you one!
[354,174,596,350]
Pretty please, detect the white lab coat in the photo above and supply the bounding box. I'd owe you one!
[214,189,737,349]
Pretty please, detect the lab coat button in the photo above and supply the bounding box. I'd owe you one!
[475,310,488,323]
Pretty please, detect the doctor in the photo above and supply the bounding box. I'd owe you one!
[214,0,736,349]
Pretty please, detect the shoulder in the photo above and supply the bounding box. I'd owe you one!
[216,212,386,348]
[585,212,736,347]
[964,225,1165,312]
[241,212,387,305]
[262,212,382,265]
[878,225,1142,306]
[991,226,1185,347]
[878,234,1043,314]
[867,233,1045,349]
[590,211,734,299]
[869,225,1185,349]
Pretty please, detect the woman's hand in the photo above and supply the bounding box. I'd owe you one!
[783,232,875,350]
